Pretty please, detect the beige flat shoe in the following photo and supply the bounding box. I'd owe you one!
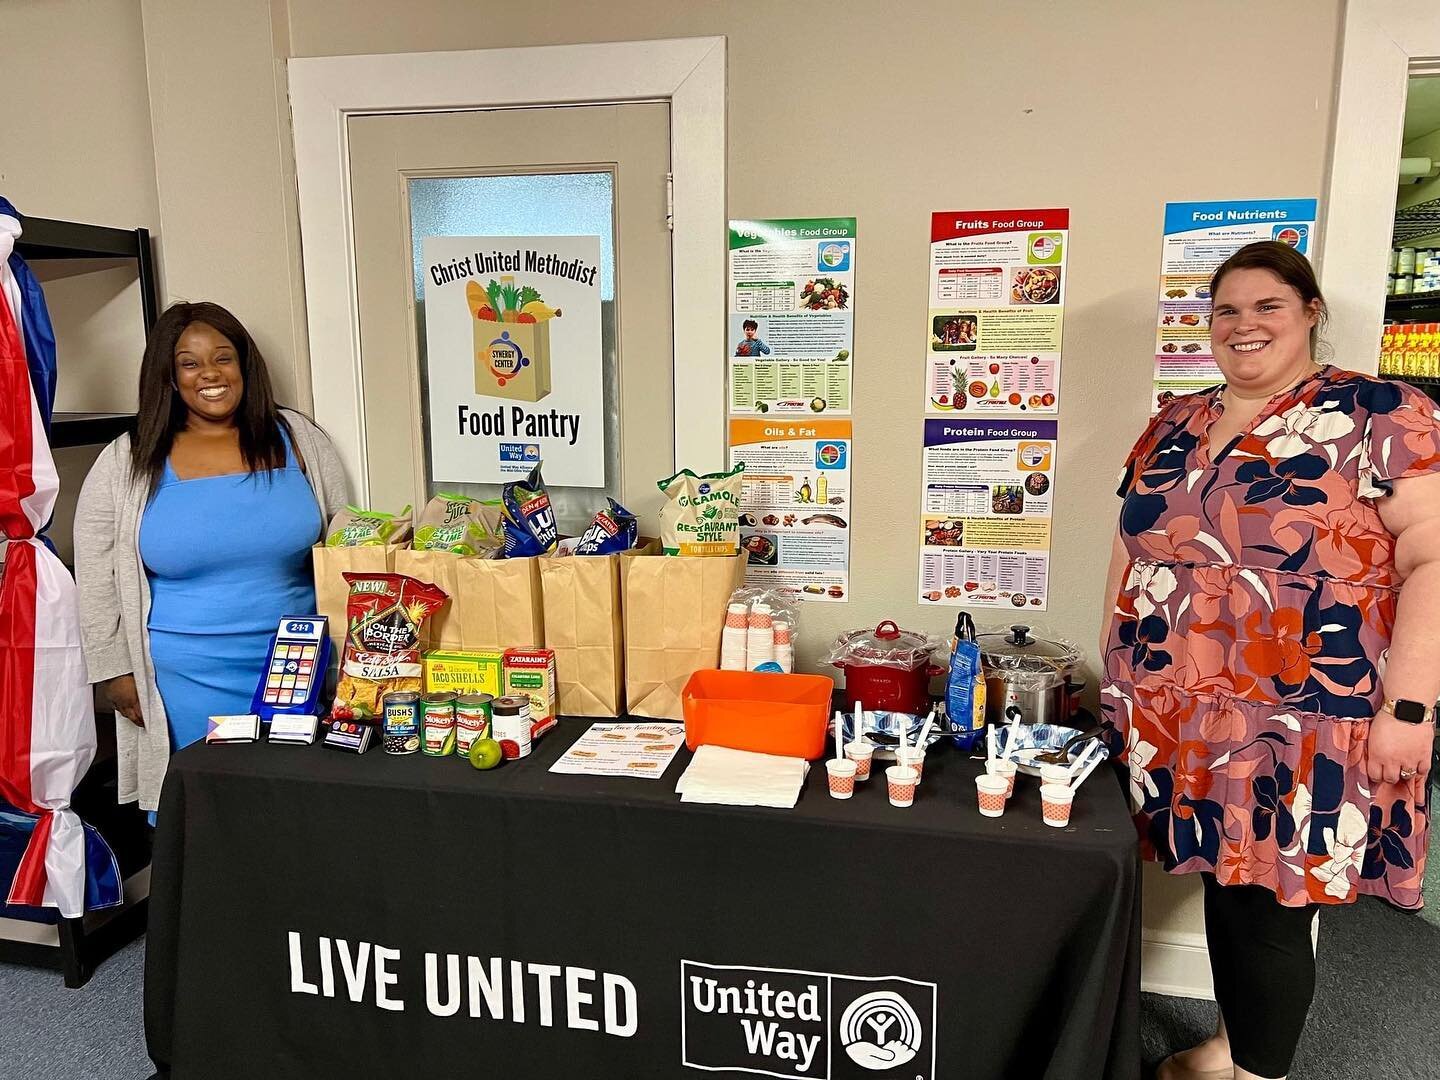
[1156,1054,1234,1080]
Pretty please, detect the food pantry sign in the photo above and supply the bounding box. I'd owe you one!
[681,961,938,1078]
[422,234,605,486]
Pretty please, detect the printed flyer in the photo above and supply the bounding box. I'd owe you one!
[1152,199,1318,409]
[925,210,1068,416]
[918,418,1056,610]
[422,234,604,486]
[728,218,855,416]
[728,418,852,601]
[548,723,686,779]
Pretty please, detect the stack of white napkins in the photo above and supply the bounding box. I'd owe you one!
[676,745,810,809]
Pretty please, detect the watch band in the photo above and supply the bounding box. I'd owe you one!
[1382,698,1435,725]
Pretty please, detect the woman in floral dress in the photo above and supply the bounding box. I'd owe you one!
[1102,242,1440,1080]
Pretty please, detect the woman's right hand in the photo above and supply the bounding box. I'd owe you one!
[104,675,144,727]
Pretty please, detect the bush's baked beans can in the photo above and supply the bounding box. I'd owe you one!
[490,695,533,759]
[454,693,494,760]
[421,692,457,757]
[382,691,421,755]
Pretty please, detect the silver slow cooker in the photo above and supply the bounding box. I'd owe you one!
[976,624,1084,727]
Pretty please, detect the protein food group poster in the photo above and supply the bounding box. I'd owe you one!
[422,234,605,486]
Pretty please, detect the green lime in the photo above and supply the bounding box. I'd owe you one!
[468,737,503,770]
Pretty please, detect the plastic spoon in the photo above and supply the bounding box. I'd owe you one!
[834,711,844,764]
[1071,746,1108,789]
[1067,740,1103,783]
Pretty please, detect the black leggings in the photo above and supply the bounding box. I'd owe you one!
[1202,874,1317,1078]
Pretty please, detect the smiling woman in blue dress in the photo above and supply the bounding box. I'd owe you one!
[75,302,349,814]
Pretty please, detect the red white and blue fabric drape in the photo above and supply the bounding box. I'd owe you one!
[0,202,99,917]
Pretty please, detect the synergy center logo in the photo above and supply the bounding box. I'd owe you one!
[681,961,937,1079]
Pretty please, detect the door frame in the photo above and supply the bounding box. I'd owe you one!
[288,37,726,500]
[1322,1,1440,370]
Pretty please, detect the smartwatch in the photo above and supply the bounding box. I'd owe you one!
[1382,698,1436,725]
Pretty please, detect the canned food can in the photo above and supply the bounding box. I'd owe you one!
[422,692,457,757]
[454,693,494,760]
[490,695,533,760]
[382,692,421,755]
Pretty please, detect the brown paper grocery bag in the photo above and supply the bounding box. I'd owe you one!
[539,540,659,717]
[452,556,545,650]
[393,548,466,651]
[621,553,748,720]
[311,544,400,654]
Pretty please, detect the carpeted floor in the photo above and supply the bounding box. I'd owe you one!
[2,860,1438,1079]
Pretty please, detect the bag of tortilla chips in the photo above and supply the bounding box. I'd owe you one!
[414,493,504,557]
[501,464,559,558]
[325,504,413,548]
[332,572,447,720]
[657,465,744,556]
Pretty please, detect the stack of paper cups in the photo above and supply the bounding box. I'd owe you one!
[773,619,794,673]
[721,603,749,670]
[747,603,775,669]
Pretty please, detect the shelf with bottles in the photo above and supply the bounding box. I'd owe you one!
[1378,321,1440,381]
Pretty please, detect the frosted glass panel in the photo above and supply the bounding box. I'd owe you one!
[408,172,619,532]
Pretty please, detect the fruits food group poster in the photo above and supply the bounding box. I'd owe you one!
[421,234,604,486]
[727,218,856,416]
[925,210,1069,416]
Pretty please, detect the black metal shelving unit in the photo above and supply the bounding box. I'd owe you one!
[1,215,157,987]
[1385,294,1440,321]
[15,215,157,449]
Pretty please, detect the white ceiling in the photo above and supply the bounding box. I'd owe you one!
[1405,76,1440,144]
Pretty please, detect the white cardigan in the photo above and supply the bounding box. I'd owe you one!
[74,410,349,810]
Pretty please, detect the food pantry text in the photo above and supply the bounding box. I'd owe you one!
[458,404,582,445]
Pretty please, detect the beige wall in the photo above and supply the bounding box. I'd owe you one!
[0,0,162,564]
[276,0,1343,951]
[5,0,1348,961]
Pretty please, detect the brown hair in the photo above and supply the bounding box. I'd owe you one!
[1209,240,1327,351]
[131,301,292,495]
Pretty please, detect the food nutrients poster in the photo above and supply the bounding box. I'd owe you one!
[728,218,855,416]
[422,235,604,486]
[1152,199,1317,410]
[549,723,686,779]
[925,210,1068,416]
[728,419,852,602]
[919,419,1056,610]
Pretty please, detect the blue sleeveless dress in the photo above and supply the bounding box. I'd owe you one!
[139,432,321,751]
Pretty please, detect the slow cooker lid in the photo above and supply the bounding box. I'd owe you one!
[977,624,1083,673]
[829,620,935,669]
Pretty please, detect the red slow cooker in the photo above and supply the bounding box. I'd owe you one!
[826,621,942,715]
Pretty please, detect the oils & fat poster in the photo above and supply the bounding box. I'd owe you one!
[422,234,604,486]
[728,418,852,602]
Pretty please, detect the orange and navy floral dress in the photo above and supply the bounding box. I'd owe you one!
[1103,366,1440,909]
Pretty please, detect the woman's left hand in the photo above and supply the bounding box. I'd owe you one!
[1365,711,1434,785]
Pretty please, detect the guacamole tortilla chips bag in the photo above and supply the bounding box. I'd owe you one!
[325,504,413,548]
[414,493,504,557]
[657,465,744,556]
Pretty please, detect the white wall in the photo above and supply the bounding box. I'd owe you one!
[0,0,162,564]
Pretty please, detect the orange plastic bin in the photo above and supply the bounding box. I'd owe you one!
[681,669,835,760]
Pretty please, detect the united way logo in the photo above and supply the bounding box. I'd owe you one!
[681,961,937,1078]
[838,991,922,1070]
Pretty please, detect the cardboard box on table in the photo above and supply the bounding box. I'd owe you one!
[392,548,545,652]
[620,552,748,720]
[539,539,658,717]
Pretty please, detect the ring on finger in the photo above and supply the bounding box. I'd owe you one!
[1400,768,1415,779]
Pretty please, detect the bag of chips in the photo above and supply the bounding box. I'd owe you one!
[501,464,559,558]
[325,504,413,548]
[332,572,448,720]
[657,465,744,556]
[414,493,505,557]
[573,498,638,556]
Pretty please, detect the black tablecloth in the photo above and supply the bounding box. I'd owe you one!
[146,722,1140,1079]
